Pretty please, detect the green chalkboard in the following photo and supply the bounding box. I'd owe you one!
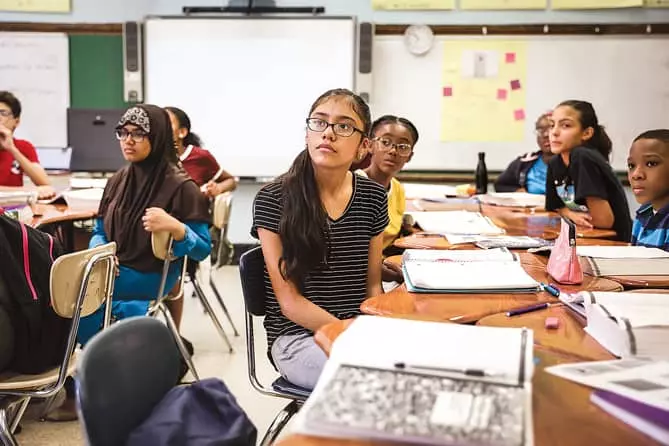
[69,34,129,109]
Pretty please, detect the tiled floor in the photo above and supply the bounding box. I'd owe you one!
[17,263,291,445]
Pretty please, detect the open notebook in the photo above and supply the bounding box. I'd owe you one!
[402,248,540,293]
[294,316,534,446]
[576,246,669,276]
[560,291,669,360]
[477,193,545,209]
[409,211,505,237]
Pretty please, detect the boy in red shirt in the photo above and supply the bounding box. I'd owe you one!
[0,92,55,198]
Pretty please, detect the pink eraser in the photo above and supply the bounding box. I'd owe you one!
[545,317,560,329]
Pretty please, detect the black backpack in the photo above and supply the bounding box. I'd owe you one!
[0,214,71,374]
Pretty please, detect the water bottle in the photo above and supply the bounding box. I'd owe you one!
[475,152,488,195]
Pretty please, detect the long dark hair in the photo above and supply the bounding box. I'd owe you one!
[558,100,612,161]
[165,106,204,148]
[370,114,420,144]
[278,89,371,287]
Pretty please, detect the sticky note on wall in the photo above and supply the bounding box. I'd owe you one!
[514,109,526,121]
[505,52,516,63]
[510,79,521,90]
[443,86,453,97]
[497,89,507,100]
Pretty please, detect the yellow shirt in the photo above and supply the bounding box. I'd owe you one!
[355,170,406,249]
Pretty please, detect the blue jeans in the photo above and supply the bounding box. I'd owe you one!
[271,332,327,390]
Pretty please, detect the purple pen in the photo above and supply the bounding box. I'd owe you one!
[506,302,551,317]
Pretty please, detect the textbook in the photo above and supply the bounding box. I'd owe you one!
[560,291,669,360]
[576,246,669,277]
[294,316,534,446]
[402,248,539,293]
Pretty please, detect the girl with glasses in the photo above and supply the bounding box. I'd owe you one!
[356,115,419,283]
[495,111,554,194]
[252,89,388,390]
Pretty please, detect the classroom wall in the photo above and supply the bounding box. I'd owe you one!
[2,0,669,24]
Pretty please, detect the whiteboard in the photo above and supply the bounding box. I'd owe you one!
[0,32,70,148]
[145,17,356,177]
[371,35,669,172]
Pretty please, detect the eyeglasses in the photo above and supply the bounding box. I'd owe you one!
[535,127,550,136]
[0,110,14,118]
[306,118,364,138]
[373,137,413,157]
[115,128,148,143]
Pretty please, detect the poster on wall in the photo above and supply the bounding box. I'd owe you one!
[441,41,528,142]
[372,0,455,9]
[460,0,547,9]
[0,0,71,12]
[552,0,642,9]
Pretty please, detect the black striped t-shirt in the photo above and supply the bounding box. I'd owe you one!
[251,173,389,349]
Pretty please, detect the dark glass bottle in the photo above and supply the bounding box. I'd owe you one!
[475,152,488,195]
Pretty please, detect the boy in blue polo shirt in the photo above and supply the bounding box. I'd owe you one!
[628,129,669,250]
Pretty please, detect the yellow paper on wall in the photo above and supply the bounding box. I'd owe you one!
[461,0,546,9]
[441,40,527,142]
[372,0,455,9]
[0,0,71,12]
[645,0,669,7]
[552,0,641,9]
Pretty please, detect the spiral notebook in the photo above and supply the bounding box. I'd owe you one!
[294,316,534,446]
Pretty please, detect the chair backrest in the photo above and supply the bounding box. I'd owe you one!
[76,317,180,446]
[151,231,174,262]
[212,192,233,230]
[50,242,117,319]
[238,246,266,316]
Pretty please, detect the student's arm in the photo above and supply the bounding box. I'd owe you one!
[368,232,384,297]
[572,153,613,229]
[171,221,211,261]
[258,228,338,331]
[89,218,109,248]
[203,152,237,197]
[494,158,523,192]
[0,128,50,187]
[584,197,614,229]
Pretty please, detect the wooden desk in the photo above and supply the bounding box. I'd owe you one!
[476,306,612,361]
[278,319,656,446]
[21,203,97,228]
[395,234,625,250]
[374,253,622,323]
[598,275,669,289]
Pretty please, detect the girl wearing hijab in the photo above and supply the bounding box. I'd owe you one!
[77,104,212,345]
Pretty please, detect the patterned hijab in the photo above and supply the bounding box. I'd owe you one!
[98,104,209,272]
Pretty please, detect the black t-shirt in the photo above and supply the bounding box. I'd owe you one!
[545,146,631,242]
[251,173,389,349]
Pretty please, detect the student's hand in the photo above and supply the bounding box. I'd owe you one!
[142,207,185,240]
[563,209,593,229]
[0,124,16,152]
[202,181,220,198]
[36,185,56,200]
[382,259,404,283]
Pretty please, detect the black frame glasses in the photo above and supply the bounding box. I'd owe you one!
[115,128,148,143]
[372,137,413,157]
[306,118,365,138]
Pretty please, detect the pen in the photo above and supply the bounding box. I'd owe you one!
[540,282,560,297]
[394,362,491,377]
[506,302,551,317]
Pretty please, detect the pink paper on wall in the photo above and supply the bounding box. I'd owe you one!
[505,52,516,63]
[497,89,508,100]
[510,79,521,90]
[514,109,526,121]
[443,86,453,97]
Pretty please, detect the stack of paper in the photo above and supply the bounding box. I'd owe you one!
[477,193,545,209]
[403,183,459,200]
[402,248,539,293]
[577,246,669,276]
[294,316,534,446]
[560,291,669,360]
[410,211,505,242]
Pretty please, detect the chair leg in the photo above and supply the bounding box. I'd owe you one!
[0,408,17,446]
[207,275,240,337]
[9,398,29,433]
[260,400,300,446]
[191,279,234,353]
[158,304,201,381]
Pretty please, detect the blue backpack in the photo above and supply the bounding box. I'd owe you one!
[126,378,257,446]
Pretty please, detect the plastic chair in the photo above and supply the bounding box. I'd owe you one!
[148,232,200,380]
[207,193,240,337]
[238,246,311,446]
[76,317,180,446]
[0,242,117,446]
